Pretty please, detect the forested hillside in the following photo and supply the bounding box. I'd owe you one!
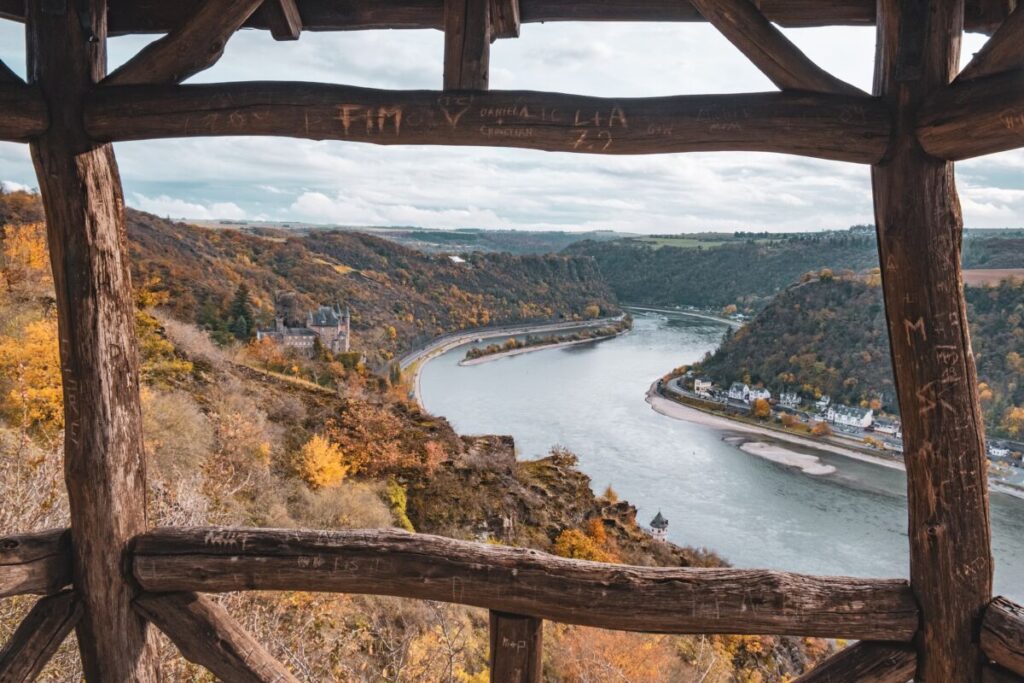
[692,272,1024,439]
[125,209,617,364]
[568,230,1024,312]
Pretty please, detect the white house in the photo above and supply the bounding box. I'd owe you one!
[779,392,800,408]
[874,420,902,437]
[694,379,713,397]
[727,382,750,402]
[816,395,831,410]
[826,405,874,429]
[749,387,772,402]
[649,511,669,542]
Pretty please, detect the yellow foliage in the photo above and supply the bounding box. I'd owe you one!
[298,434,350,489]
[0,316,63,432]
[1001,406,1024,439]
[811,421,832,437]
[752,398,771,419]
[551,528,614,563]
[1,222,51,296]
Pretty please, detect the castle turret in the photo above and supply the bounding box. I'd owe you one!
[649,511,668,542]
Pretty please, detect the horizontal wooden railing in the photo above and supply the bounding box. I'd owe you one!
[3,526,1024,680]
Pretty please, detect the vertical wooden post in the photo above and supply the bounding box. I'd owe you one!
[872,0,992,680]
[26,1,159,680]
[489,611,542,683]
[444,0,490,90]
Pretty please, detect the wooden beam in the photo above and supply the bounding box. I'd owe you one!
[0,529,71,599]
[687,0,865,95]
[104,0,266,86]
[0,0,1012,33]
[0,591,82,683]
[958,4,1024,80]
[26,1,161,680]
[489,0,519,39]
[0,58,22,84]
[134,592,299,683]
[0,84,48,142]
[985,663,1024,682]
[444,0,490,90]
[918,70,1024,159]
[258,0,302,40]
[83,82,892,164]
[489,611,542,683]
[872,0,992,680]
[982,596,1024,676]
[792,641,916,682]
[132,527,919,641]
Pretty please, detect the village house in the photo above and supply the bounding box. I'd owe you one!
[816,395,831,410]
[749,386,772,402]
[257,304,351,355]
[727,382,750,402]
[779,391,801,408]
[826,405,874,429]
[694,378,713,397]
[873,419,903,438]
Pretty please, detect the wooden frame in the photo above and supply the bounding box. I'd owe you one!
[3,0,1024,680]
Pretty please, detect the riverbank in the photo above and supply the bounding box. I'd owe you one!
[647,382,1024,500]
[626,305,743,329]
[401,315,626,404]
[459,333,620,366]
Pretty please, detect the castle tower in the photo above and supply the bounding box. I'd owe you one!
[649,511,668,542]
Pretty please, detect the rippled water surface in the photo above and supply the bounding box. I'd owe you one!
[420,312,1024,599]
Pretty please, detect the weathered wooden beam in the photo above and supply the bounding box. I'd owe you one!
[0,591,82,683]
[687,0,864,95]
[132,527,919,640]
[982,596,1024,676]
[0,530,70,599]
[26,0,160,680]
[259,0,302,40]
[83,82,892,163]
[104,0,266,86]
[792,641,916,683]
[0,84,48,142]
[444,0,490,90]
[134,592,299,683]
[489,0,519,39]
[985,663,1024,682]
[489,611,542,683]
[873,0,992,680]
[0,0,1012,33]
[919,70,1024,160]
[958,4,1024,80]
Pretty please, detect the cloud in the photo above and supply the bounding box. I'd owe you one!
[129,193,246,220]
[1,180,32,193]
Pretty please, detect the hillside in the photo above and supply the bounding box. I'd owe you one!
[125,209,618,365]
[690,274,1024,439]
[567,229,1024,312]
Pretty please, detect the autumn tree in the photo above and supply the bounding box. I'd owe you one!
[0,317,62,432]
[298,434,350,489]
[811,421,833,437]
[1,221,51,299]
[752,398,771,420]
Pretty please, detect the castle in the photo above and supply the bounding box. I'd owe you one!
[256,304,351,355]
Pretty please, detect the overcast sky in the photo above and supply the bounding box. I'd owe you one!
[0,21,1020,232]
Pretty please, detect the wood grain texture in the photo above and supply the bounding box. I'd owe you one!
[104,0,265,85]
[444,0,490,90]
[132,527,919,640]
[918,70,1024,160]
[687,0,864,95]
[0,590,82,683]
[873,0,992,680]
[982,596,1024,676]
[83,82,892,163]
[259,0,303,40]
[489,612,542,683]
[958,4,1024,80]
[26,1,160,680]
[0,84,47,142]
[0,529,71,599]
[984,663,1024,683]
[792,641,916,683]
[0,0,1008,33]
[134,592,299,683]
[489,0,519,39]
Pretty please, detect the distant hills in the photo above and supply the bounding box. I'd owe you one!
[566,230,1024,312]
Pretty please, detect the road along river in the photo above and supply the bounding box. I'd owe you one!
[418,310,1024,600]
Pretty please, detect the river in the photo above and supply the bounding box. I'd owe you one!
[419,310,1024,600]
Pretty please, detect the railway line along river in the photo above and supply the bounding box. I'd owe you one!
[418,310,1024,600]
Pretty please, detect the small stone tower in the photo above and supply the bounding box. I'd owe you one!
[649,510,669,542]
